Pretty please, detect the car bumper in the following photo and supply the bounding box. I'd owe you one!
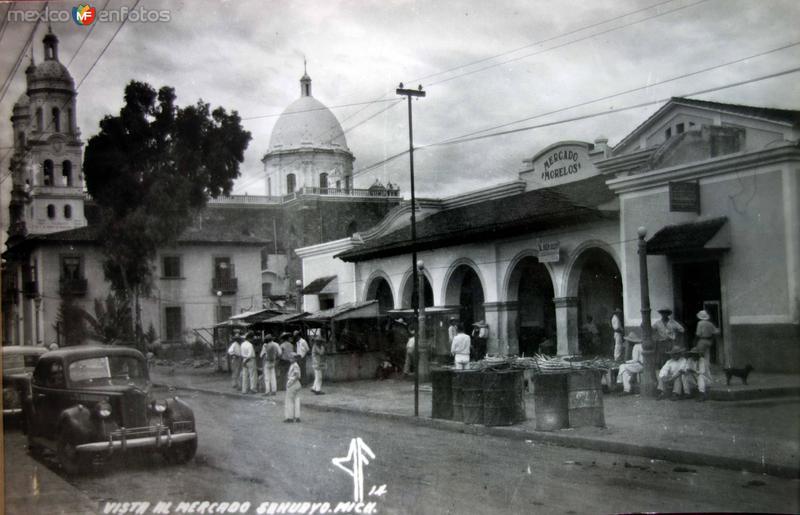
[75,431,196,453]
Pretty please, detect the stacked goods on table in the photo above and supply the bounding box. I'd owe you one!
[465,354,617,373]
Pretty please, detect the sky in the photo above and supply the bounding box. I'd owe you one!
[1,0,799,217]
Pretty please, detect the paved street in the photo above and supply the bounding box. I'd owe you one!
[4,387,799,515]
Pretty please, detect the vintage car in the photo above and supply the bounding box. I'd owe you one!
[3,345,48,419]
[22,345,197,473]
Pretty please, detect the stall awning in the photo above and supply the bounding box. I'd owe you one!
[301,276,338,295]
[262,312,309,324]
[388,306,459,315]
[229,308,286,324]
[646,217,730,255]
[305,300,380,322]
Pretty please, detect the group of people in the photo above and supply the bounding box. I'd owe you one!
[615,308,719,401]
[401,317,489,375]
[227,329,327,423]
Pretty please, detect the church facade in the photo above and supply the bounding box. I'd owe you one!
[2,30,401,348]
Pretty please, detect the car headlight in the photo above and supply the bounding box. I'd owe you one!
[152,399,167,413]
[96,401,112,418]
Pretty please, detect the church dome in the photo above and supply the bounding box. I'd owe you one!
[26,30,74,93]
[267,73,350,154]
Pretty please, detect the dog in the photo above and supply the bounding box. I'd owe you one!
[724,364,754,385]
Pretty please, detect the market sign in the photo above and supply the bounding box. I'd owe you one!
[537,239,560,263]
[669,181,700,213]
[521,141,599,189]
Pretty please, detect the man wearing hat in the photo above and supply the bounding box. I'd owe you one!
[447,317,458,349]
[616,332,644,394]
[682,346,712,401]
[471,321,489,361]
[240,331,258,394]
[694,310,719,365]
[227,332,243,391]
[278,332,295,390]
[294,330,310,386]
[652,308,685,369]
[260,334,281,396]
[657,344,688,400]
[611,308,624,361]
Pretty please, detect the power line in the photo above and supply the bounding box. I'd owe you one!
[0,2,47,104]
[426,0,711,87]
[241,98,399,121]
[436,41,800,145]
[0,2,16,47]
[66,0,111,69]
[352,66,800,177]
[414,0,679,84]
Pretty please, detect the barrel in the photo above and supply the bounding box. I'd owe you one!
[460,370,484,425]
[532,372,569,431]
[452,371,464,422]
[430,368,454,420]
[567,369,605,428]
[482,369,526,426]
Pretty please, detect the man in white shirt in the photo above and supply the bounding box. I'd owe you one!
[451,324,471,370]
[294,330,310,385]
[611,308,624,361]
[448,317,458,347]
[657,345,687,400]
[653,308,685,368]
[227,333,242,391]
[616,332,643,394]
[240,332,257,394]
[403,329,416,375]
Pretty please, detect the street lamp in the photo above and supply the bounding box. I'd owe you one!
[296,279,303,313]
[216,290,223,372]
[637,226,656,397]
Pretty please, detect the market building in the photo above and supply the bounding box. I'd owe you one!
[298,98,799,373]
[2,30,401,347]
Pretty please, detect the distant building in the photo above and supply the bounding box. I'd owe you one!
[2,30,401,347]
[298,98,800,373]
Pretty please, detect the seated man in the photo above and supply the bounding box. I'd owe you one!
[616,331,643,394]
[657,345,687,400]
[681,346,712,402]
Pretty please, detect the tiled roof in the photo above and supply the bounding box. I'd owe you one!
[337,174,616,262]
[673,97,800,125]
[646,217,728,254]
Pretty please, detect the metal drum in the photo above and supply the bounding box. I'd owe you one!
[567,369,605,428]
[460,370,484,425]
[533,372,569,431]
[430,368,454,420]
[482,369,526,426]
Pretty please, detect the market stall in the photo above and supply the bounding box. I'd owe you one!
[304,300,388,382]
[387,306,459,364]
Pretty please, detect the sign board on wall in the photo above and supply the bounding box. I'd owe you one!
[537,239,560,263]
[521,141,599,189]
[669,181,700,213]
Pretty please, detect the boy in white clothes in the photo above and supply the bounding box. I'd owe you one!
[450,323,471,370]
[284,353,302,423]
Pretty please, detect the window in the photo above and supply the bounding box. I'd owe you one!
[47,204,56,219]
[676,123,685,134]
[665,127,672,139]
[36,108,43,131]
[262,282,273,299]
[164,306,183,341]
[61,255,82,281]
[43,160,54,185]
[319,172,328,190]
[52,107,60,132]
[214,257,232,280]
[62,160,72,186]
[162,256,181,278]
[63,205,72,219]
[319,297,334,310]
[286,173,296,194]
[67,108,73,132]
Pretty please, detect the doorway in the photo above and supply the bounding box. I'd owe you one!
[673,260,722,364]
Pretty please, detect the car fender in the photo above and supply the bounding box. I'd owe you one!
[164,396,195,428]
[57,405,93,444]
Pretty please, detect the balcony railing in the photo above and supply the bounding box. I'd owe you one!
[212,276,238,294]
[59,277,88,297]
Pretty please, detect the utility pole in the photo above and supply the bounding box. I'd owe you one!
[397,83,426,416]
[637,227,656,397]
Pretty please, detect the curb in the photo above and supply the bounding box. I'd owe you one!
[155,381,799,480]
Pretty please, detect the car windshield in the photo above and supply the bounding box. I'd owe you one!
[68,356,148,387]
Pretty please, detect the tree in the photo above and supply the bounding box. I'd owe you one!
[82,294,134,345]
[83,81,251,347]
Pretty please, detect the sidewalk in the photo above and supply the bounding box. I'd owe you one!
[152,366,800,479]
[4,432,99,514]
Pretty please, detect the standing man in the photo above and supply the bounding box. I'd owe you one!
[581,316,600,355]
[451,323,471,370]
[227,333,243,391]
[284,353,303,423]
[403,328,416,376]
[260,334,281,396]
[652,308,685,369]
[240,332,257,394]
[279,332,295,390]
[611,308,625,361]
[294,330,310,386]
[448,317,458,347]
[311,339,326,395]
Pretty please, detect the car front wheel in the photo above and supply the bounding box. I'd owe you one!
[57,431,85,475]
[162,437,197,465]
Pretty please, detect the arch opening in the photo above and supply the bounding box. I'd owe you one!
[401,272,433,310]
[573,248,623,357]
[507,257,555,356]
[444,264,485,335]
[365,276,394,314]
